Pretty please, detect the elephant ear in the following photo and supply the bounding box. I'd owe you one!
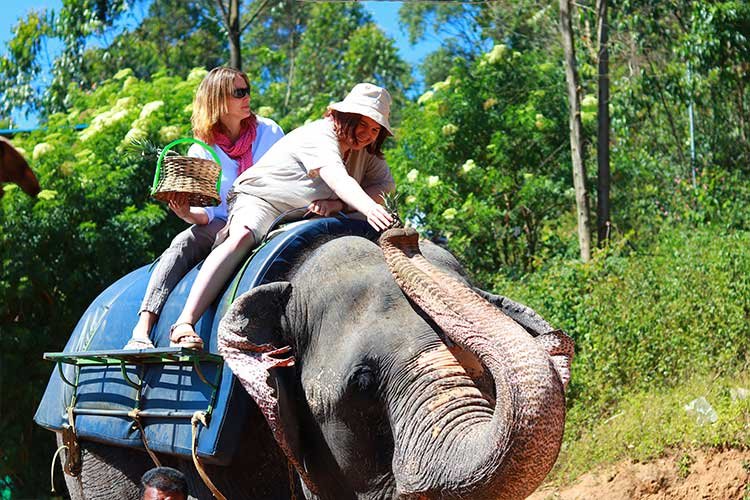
[218,281,319,495]
[474,288,574,389]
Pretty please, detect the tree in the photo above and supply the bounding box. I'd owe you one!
[559,0,592,262]
[81,0,228,84]
[208,0,275,70]
[596,0,611,245]
[398,1,560,86]
[0,0,143,118]
[249,3,412,131]
[0,0,270,118]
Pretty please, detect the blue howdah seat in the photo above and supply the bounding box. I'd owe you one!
[35,217,377,465]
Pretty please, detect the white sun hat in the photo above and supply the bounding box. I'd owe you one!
[329,83,393,135]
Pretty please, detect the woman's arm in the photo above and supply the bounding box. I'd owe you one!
[318,166,392,230]
[360,155,395,205]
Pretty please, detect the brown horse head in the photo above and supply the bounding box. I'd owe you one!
[0,136,40,198]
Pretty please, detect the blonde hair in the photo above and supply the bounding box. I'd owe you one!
[191,67,256,144]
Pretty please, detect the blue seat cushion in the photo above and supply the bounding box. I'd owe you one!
[34,217,377,464]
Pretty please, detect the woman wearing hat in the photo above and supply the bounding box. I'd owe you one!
[125,66,284,350]
[168,82,395,349]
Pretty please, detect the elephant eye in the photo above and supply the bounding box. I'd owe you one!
[345,364,378,399]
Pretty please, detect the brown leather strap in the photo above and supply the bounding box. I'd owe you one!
[128,409,162,468]
[191,411,227,500]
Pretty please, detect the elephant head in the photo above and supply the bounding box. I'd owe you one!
[219,228,573,499]
[0,136,40,198]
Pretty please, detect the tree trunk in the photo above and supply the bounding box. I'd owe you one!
[228,0,241,70]
[559,0,592,262]
[596,0,611,246]
[283,1,299,112]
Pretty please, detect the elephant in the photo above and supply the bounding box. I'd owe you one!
[53,223,572,500]
[0,136,40,198]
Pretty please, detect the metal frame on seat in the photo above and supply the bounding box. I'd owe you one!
[45,347,224,423]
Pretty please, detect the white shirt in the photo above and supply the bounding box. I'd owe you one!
[188,116,284,222]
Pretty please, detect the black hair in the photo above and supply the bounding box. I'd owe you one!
[140,467,188,498]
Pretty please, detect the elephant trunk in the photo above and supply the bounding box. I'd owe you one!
[380,228,572,500]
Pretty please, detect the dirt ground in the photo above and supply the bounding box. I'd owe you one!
[529,449,750,500]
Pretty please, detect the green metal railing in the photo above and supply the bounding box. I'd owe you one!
[45,347,224,422]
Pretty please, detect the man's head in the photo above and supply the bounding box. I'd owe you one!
[140,467,188,500]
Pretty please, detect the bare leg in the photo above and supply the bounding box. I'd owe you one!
[174,228,256,326]
[131,311,157,340]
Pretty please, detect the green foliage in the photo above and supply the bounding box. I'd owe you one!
[0,0,143,117]
[80,0,228,85]
[388,45,571,284]
[605,0,750,235]
[399,1,559,86]
[0,69,199,497]
[249,3,412,131]
[0,9,54,115]
[494,225,750,422]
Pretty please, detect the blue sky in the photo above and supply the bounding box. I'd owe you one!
[1,1,440,128]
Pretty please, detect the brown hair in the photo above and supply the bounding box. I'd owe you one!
[324,109,388,159]
[191,67,257,144]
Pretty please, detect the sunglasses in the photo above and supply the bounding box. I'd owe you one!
[231,87,250,99]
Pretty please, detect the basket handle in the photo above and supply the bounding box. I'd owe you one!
[151,138,223,197]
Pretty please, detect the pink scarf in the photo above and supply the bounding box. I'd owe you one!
[214,119,257,175]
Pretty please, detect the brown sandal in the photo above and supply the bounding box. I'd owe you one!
[169,322,204,350]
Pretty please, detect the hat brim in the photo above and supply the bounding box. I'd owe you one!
[328,102,393,136]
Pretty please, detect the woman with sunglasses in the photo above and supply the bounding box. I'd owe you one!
[168,83,395,349]
[124,66,284,350]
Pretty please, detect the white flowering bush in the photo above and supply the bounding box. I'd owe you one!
[461,159,476,173]
[441,123,458,136]
[256,106,274,118]
[32,142,54,160]
[139,100,164,119]
[158,125,182,143]
[417,90,434,105]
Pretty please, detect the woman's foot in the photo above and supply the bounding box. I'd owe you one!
[123,337,155,350]
[170,322,204,350]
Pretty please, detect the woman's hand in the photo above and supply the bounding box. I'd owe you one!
[168,194,191,221]
[168,194,208,225]
[363,202,393,231]
[306,199,345,217]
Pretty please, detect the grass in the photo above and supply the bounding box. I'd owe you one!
[549,372,750,484]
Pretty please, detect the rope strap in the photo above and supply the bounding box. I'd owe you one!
[287,461,298,500]
[191,411,227,500]
[50,445,68,494]
[61,407,82,477]
[128,409,162,468]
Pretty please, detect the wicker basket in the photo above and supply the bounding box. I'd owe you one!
[150,138,222,207]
